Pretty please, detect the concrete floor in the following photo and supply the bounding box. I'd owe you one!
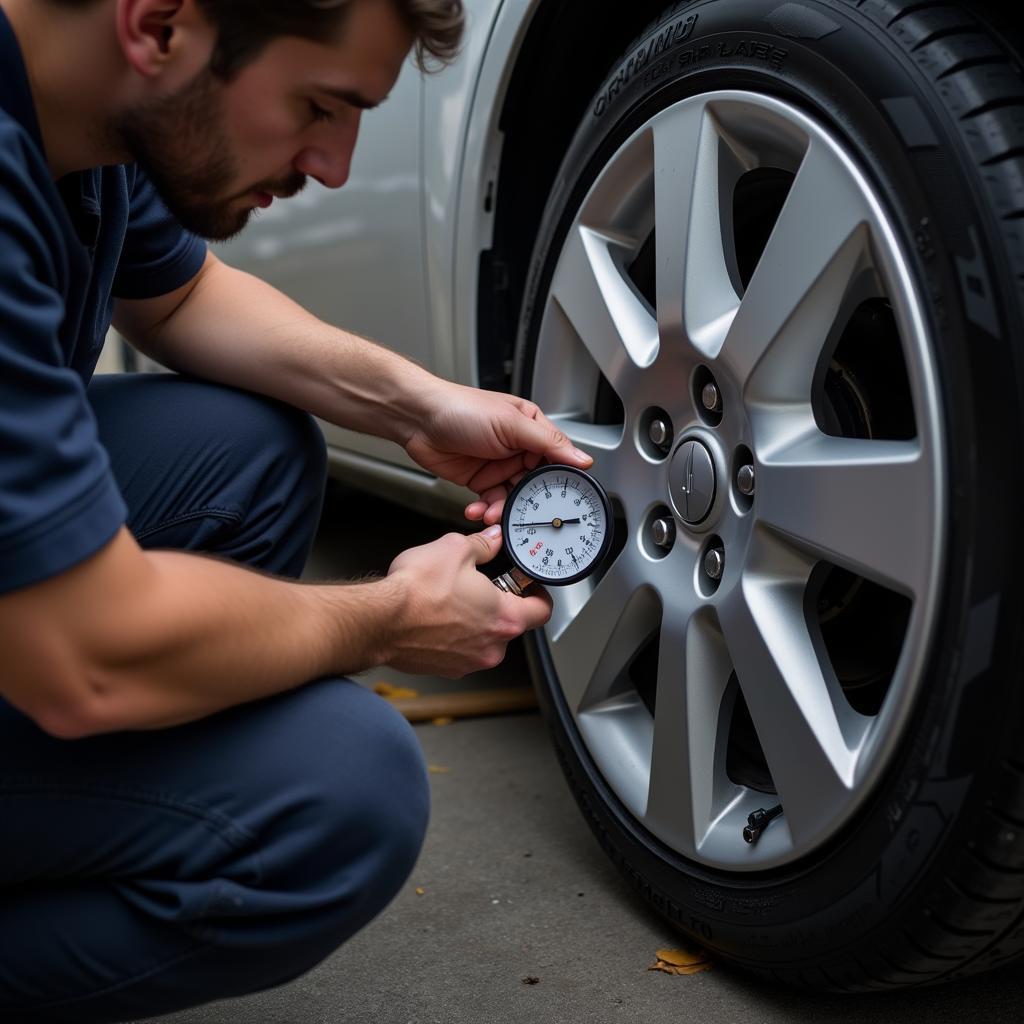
[138,485,1024,1024]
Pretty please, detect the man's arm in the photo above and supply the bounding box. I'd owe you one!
[0,524,548,739]
[113,252,593,523]
[113,250,439,447]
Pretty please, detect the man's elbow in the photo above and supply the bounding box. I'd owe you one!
[30,706,93,739]
[14,673,121,740]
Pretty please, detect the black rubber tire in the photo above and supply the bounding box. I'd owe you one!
[513,0,1024,992]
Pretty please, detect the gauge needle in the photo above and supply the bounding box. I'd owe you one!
[513,518,582,528]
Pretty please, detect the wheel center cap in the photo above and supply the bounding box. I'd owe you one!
[669,439,716,525]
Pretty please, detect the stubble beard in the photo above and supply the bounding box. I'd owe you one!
[112,70,254,242]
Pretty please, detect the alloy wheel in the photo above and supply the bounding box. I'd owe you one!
[529,91,946,871]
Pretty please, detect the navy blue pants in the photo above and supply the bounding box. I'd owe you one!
[0,375,430,1022]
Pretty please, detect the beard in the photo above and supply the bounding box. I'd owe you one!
[111,69,306,242]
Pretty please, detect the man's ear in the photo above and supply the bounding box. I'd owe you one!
[115,0,214,81]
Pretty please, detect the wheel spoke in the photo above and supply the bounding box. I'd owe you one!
[719,138,873,397]
[759,434,931,596]
[548,552,656,714]
[652,101,744,359]
[645,609,732,853]
[549,416,622,480]
[550,225,658,395]
[719,564,860,844]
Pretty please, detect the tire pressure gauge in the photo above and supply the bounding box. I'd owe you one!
[493,465,614,596]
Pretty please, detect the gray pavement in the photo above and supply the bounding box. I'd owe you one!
[139,486,1024,1023]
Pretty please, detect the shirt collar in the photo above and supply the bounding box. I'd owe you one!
[0,6,45,154]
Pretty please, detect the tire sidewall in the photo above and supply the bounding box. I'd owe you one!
[515,0,1024,966]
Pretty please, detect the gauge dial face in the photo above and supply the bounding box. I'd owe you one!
[502,466,613,586]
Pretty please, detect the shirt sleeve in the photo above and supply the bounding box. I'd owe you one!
[0,130,126,594]
[111,167,207,299]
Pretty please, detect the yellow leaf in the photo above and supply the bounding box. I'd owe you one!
[648,961,712,976]
[415,887,425,896]
[648,947,712,976]
[373,682,420,700]
[655,948,706,967]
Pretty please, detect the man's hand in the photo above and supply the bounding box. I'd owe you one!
[403,381,593,525]
[384,525,551,677]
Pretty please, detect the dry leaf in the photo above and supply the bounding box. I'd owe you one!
[428,765,450,774]
[655,948,705,967]
[648,961,711,976]
[432,716,454,726]
[648,947,712,976]
[373,682,420,700]
[415,887,425,896]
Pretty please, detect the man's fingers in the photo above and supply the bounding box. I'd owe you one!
[513,415,593,470]
[467,455,527,496]
[471,483,507,525]
[517,590,553,630]
[482,499,505,526]
[468,524,504,565]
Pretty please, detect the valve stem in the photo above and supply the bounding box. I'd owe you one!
[742,803,783,844]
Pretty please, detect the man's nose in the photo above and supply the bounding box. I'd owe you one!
[294,112,361,190]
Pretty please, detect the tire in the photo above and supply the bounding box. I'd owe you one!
[512,0,1024,991]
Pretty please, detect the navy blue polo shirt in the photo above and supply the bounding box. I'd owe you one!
[0,9,207,594]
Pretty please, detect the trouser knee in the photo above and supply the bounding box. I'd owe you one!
[89,374,329,577]
[235,680,430,964]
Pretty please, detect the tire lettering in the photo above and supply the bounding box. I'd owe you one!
[675,42,713,72]
[718,39,789,69]
[594,14,699,116]
[645,37,790,93]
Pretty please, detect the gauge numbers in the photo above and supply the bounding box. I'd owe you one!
[502,466,613,586]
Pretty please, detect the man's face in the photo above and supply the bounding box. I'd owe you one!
[114,0,413,241]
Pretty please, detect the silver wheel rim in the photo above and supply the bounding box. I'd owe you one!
[530,91,946,871]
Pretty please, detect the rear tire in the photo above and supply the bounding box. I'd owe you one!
[514,0,1024,990]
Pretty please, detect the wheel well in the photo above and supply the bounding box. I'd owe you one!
[477,0,671,393]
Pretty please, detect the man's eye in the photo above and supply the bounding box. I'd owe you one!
[309,102,335,124]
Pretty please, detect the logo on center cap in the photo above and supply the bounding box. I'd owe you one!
[669,439,716,525]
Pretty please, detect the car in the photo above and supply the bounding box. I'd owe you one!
[204,0,1024,992]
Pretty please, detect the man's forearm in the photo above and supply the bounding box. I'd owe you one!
[87,551,403,733]
[1,528,405,737]
[116,254,441,446]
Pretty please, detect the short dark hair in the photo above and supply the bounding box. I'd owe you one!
[51,0,464,78]
[195,0,465,77]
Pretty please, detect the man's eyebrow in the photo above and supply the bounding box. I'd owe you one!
[316,85,387,110]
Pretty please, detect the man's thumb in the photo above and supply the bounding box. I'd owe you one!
[470,524,504,565]
[521,418,592,469]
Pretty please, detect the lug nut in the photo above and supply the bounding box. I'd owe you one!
[737,464,755,496]
[704,547,725,581]
[701,382,721,413]
[648,419,671,449]
[651,518,675,549]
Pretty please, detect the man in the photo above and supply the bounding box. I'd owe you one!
[0,0,593,1019]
